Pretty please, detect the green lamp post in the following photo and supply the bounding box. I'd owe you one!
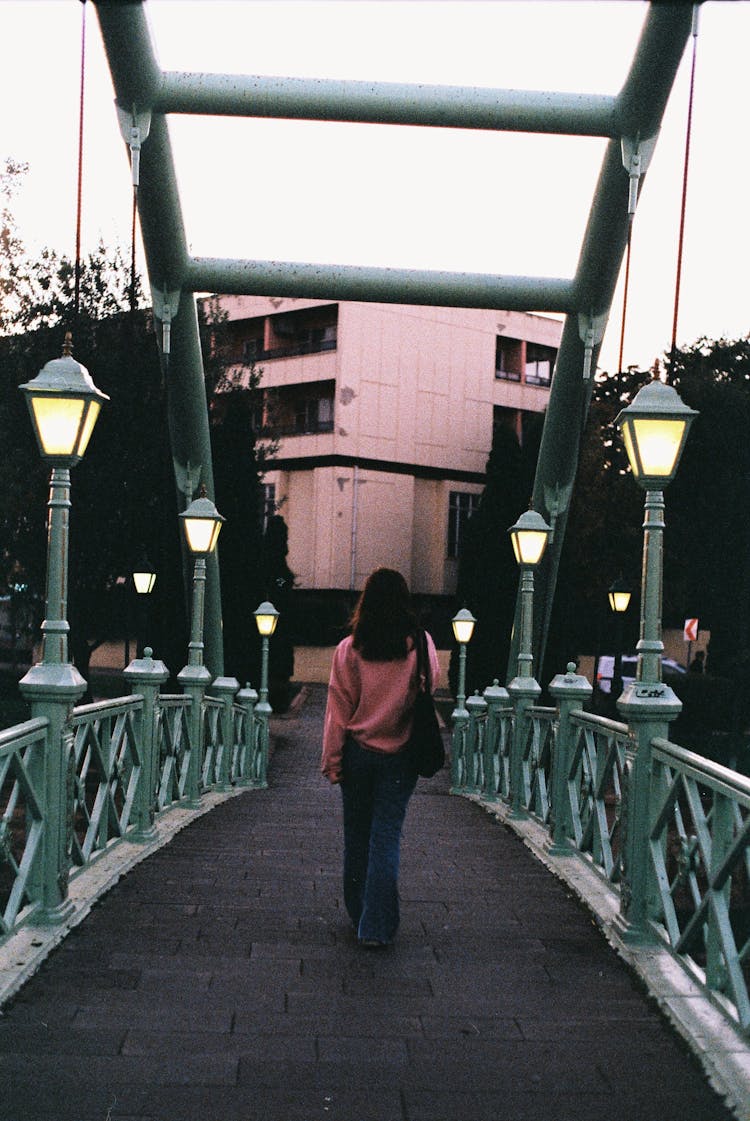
[616,379,696,696]
[509,508,551,684]
[253,601,280,787]
[507,507,551,817]
[614,376,696,942]
[19,333,109,923]
[132,548,156,658]
[449,607,477,793]
[451,608,477,718]
[608,575,632,698]
[178,486,224,804]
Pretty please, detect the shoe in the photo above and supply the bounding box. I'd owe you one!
[358,938,389,949]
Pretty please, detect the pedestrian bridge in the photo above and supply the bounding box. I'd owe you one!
[0,670,748,1120]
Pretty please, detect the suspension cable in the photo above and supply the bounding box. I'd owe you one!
[617,223,634,379]
[73,0,87,331]
[669,4,700,372]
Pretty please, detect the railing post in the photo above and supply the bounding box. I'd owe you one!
[548,661,592,855]
[465,691,487,793]
[19,677,84,925]
[235,683,260,786]
[123,646,169,841]
[210,676,240,790]
[254,686,272,791]
[615,690,681,944]
[482,680,509,801]
[177,663,212,808]
[507,677,541,819]
[450,679,470,795]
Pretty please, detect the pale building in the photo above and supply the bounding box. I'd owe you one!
[211,295,561,609]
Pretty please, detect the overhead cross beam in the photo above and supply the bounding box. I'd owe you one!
[94,1,694,679]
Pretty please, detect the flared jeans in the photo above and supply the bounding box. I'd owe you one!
[340,736,417,944]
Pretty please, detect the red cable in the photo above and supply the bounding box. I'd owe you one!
[130,188,137,314]
[617,223,633,377]
[74,0,87,328]
[670,14,699,368]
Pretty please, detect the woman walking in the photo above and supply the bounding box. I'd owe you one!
[321,568,441,947]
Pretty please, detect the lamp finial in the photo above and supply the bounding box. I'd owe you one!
[62,331,74,357]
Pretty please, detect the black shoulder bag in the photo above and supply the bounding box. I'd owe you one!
[404,629,445,778]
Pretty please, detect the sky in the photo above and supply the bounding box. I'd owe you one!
[2,0,748,375]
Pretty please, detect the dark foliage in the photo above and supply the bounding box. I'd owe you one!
[449,416,543,697]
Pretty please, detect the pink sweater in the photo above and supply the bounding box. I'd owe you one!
[321,632,441,782]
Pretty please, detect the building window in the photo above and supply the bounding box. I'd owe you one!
[447,491,481,558]
[495,337,522,381]
[262,483,276,531]
[266,306,338,359]
[242,336,264,362]
[525,343,556,386]
[265,380,335,437]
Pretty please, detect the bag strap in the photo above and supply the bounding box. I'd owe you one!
[415,628,432,694]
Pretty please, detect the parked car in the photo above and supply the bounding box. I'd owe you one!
[597,654,687,694]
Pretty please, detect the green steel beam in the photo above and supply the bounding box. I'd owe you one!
[515,2,696,680]
[184,258,578,313]
[94,0,694,686]
[94,3,224,677]
[157,72,618,137]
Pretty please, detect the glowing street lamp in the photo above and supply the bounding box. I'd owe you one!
[508,508,551,683]
[253,601,280,784]
[179,488,224,671]
[608,576,632,698]
[608,576,632,616]
[132,554,157,596]
[451,608,476,717]
[178,487,224,806]
[506,507,551,818]
[614,377,696,944]
[616,378,696,690]
[19,335,108,923]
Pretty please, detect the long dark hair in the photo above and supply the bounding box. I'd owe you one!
[351,568,418,662]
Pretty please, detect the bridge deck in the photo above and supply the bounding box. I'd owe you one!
[0,685,736,1120]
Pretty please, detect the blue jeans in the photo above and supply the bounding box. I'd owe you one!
[340,736,417,944]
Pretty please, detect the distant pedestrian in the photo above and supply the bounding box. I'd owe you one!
[321,568,440,948]
[689,650,705,674]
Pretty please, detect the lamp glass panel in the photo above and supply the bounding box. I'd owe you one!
[77,400,101,458]
[609,590,631,613]
[133,571,156,595]
[31,396,85,457]
[512,529,548,566]
[184,516,222,554]
[255,613,278,637]
[452,617,475,644]
[630,417,686,479]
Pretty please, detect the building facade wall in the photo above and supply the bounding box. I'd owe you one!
[214,295,561,598]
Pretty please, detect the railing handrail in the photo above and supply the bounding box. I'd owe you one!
[0,716,48,753]
[652,736,750,805]
[571,708,628,735]
[71,694,142,722]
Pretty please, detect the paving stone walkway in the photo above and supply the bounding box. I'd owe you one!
[0,685,738,1121]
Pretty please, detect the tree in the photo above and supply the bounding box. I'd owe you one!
[261,514,296,710]
[548,338,750,743]
[449,415,542,697]
[0,158,30,333]
[200,298,293,704]
[0,238,184,690]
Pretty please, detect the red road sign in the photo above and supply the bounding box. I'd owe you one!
[684,618,699,642]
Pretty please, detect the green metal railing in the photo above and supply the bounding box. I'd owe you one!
[0,718,47,934]
[0,655,266,945]
[451,668,750,1038]
[650,738,750,1032]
